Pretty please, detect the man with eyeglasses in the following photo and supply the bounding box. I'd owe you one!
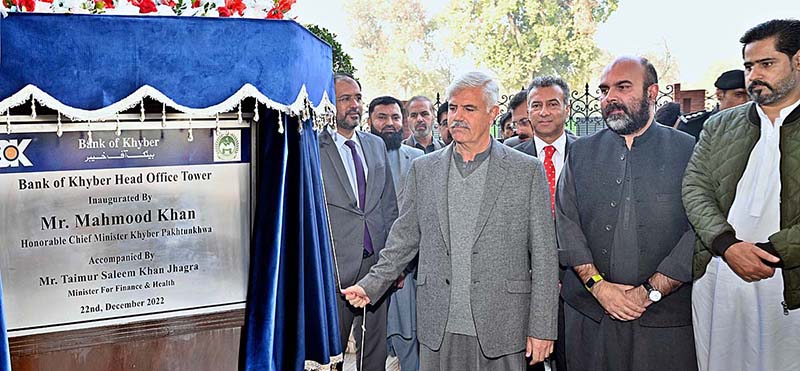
[503,90,534,148]
[318,73,399,371]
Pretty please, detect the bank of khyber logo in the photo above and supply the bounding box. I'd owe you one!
[0,139,33,168]
[213,130,241,162]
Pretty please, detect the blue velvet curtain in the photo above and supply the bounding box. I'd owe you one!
[0,276,10,371]
[0,14,334,110]
[240,110,341,371]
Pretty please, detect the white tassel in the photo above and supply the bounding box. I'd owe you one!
[115,114,122,136]
[31,96,37,119]
[298,114,304,135]
[187,116,194,142]
[215,113,220,134]
[162,103,167,128]
[87,121,93,143]
[140,98,146,123]
[6,110,11,134]
[254,102,260,122]
[57,113,63,137]
[278,112,284,134]
[238,100,243,124]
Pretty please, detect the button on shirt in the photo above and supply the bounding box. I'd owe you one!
[533,133,567,180]
[329,128,369,207]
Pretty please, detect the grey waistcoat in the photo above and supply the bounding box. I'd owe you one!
[445,156,489,335]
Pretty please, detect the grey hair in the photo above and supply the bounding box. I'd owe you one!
[445,71,500,111]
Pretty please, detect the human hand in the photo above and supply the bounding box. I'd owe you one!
[624,285,652,308]
[340,285,370,308]
[394,273,406,289]
[592,281,646,321]
[525,337,553,365]
[723,242,779,282]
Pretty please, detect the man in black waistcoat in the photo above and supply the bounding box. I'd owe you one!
[555,56,698,371]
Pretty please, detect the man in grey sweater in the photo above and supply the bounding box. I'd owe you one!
[342,71,559,370]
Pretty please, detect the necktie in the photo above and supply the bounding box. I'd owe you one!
[344,140,374,256]
[543,145,556,212]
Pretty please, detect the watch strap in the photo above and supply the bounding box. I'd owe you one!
[584,274,604,291]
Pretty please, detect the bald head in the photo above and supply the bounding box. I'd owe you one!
[601,56,658,90]
[599,56,660,135]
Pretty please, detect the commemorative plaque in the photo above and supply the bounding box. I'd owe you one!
[0,124,251,335]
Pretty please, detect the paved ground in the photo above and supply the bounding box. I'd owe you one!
[340,325,401,371]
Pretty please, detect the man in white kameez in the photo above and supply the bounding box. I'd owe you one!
[683,19,800,371]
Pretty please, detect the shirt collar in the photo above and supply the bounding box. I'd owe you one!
[756,97,800,126]
[453,140,492,164]
[409,134,432,148]
[533,131,567,155]
[329,127,362,149]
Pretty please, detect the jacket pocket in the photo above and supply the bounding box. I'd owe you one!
[505,279,531,294]
[416,274,427,287]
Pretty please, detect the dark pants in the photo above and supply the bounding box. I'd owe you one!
[336,253,388,371]
[563,303,697,371]
[419,332,525,371]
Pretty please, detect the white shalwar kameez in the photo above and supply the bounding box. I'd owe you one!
[693,99,800,371]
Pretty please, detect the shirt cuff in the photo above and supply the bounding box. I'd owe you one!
[756,241,784,268]
[712,231,740,257]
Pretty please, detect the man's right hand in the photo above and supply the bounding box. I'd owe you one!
[592,281,646,321]
[341,285,370,308]
[723,242,780,282]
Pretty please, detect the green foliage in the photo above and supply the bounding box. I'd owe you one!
[440,0,618,92]
[305,24,357,75]
[346,0,453,100]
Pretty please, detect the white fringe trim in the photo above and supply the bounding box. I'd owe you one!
[304,353,343,371]
[0,83,335,124]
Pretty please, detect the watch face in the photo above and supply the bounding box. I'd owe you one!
[649,290,662,302]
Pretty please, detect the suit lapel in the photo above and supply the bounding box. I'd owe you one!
[359,131,382,213]
[469,141,508,252]
[319,130,357,206]
[399,146,411,180]
[434,145,452,254]
[565,134,576,156]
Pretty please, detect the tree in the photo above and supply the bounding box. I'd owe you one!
[305,24,357,75]
[642,40,681,86]
[345,0,452,100]
[439,0,618,92]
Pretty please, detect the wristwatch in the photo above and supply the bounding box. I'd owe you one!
[643,281,662,302]
[584,274,604,292]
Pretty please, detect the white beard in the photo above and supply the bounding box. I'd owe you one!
[606,117,629,132]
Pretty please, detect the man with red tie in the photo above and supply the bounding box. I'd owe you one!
[513,76,577,207]
[512,75,576,371]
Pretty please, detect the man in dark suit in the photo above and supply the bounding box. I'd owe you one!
[511,76,576,371]
[342,71,559,370]
[556,56,697,371]
[514,76,577,210]
[319,74,399,371]
[502,89,533,148]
